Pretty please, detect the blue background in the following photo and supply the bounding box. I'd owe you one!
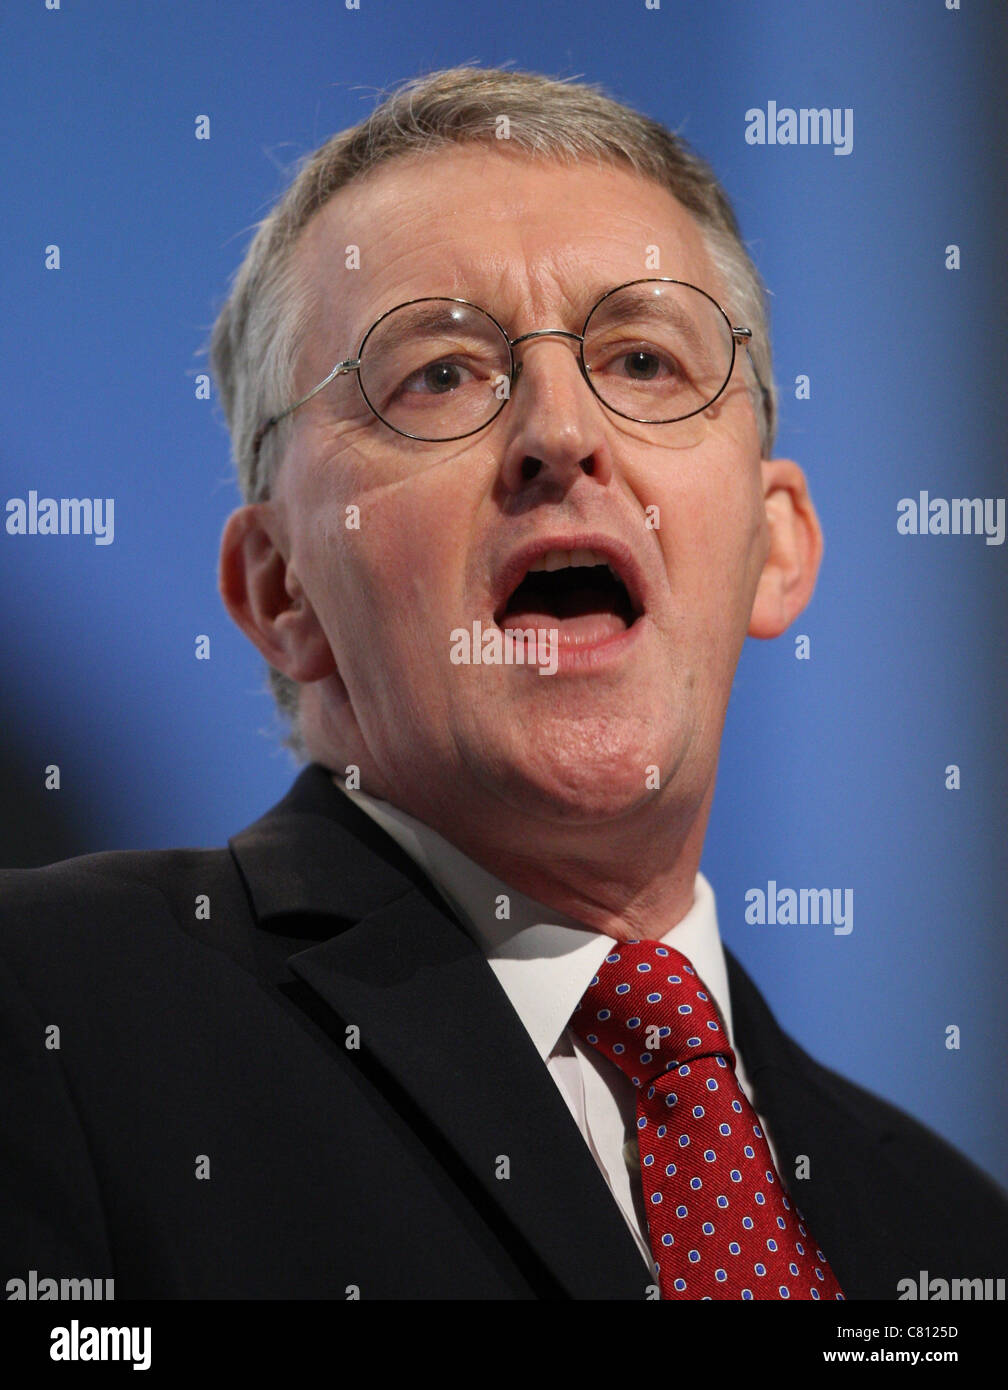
[2,0,1006,1189]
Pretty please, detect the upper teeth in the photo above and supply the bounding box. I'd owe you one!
[527,548,615,574]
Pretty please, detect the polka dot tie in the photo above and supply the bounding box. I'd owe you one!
[570,940,845,1301]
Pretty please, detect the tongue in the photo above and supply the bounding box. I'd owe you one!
[501,586,629,644]
[502,609,627,643]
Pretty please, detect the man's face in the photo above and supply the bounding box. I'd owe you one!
[271,146,771,830]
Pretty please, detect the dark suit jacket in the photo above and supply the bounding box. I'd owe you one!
[1,763,1005,1299]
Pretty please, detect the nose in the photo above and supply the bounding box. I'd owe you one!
[497,331,615,495]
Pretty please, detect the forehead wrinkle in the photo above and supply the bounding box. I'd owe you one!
[292,151,721,384]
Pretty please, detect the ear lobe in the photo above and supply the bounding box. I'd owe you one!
[748,459,823,639]
[218,505,336,682]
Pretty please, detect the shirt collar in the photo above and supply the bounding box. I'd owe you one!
[340,779,737,1062]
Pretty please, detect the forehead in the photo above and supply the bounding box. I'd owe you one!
[292,145,720,351]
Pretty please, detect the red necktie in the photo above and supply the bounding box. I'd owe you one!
[570,939,845,1301]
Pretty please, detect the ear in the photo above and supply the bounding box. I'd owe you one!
[748,459,823,639]
[218,504,336,682]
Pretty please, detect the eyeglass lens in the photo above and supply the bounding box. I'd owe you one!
[356,282,736,442]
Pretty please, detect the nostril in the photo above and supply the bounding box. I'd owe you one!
[580,456,595,476]
[521,457,542,482]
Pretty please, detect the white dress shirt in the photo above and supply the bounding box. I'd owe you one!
[340,778,780,1273]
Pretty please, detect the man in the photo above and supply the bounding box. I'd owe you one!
[2,67,1005,1302]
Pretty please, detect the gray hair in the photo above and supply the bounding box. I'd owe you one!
[210,65,777,756]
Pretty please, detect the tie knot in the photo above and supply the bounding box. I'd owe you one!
[570,940,735,1086]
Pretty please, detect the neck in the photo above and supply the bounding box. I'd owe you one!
[358,773,713,942]
[304,687,715,940]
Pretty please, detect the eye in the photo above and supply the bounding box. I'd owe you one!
[401,359,474,395]
[622,350,663,381]
[591,341,686,384]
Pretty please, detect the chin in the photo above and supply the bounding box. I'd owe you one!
[477,714,672,826]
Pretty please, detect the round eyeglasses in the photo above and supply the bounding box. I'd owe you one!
[252,278,766,454]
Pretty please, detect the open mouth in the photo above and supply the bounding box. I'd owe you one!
[496,548,639,645]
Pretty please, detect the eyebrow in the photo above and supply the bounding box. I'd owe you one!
[354,282,716,348]
[358,299,492,346]
[585,286,713,358]
[587,284,701,322]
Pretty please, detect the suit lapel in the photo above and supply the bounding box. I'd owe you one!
[230,765,647,1299]
[230,767,925,1299]
[725,950,920,1299]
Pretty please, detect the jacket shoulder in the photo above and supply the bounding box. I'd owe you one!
[0,845,251,977]
[798,1041,1008,1207]
[726,946,1008,1275]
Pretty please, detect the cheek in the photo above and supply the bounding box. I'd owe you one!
[658,481,761,576]
[648,449,766,649]
[295,453,477,655]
